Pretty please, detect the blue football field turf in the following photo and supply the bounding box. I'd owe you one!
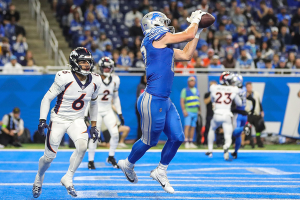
[0,149,300,200]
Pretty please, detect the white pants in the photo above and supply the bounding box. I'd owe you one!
[208,113,233,152]
[88,109,119,160]
[45,118,88,158]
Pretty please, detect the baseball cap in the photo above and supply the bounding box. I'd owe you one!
[84,26,91,31]
[283,15,290,20]
[226,35,232,39]
[271,27,278,32]
[188,76,196,81]
[248,35,255,40]
[208,48,215,53]
[10,55,17,60]
[238,37,245,43]
[265,29,271,33]
[222,15,228,20]
[13,107,20,114]
[177,1,183,7]
[280,57,286,62]
[213,55,219,59]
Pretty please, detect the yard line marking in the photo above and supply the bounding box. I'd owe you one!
[76,190,300,196]
[1,183,300,188]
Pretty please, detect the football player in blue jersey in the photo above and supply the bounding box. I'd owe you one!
[231,74,256,159]
[117,11,206,194]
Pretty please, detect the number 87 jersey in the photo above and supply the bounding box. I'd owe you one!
[49,70,102,121]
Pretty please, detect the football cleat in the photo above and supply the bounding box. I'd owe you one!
[224,148,229,160]
[231,152,237,159]
[244,124,251,136]
[189,143,198,149]
[107,156,119,169]
[88,161,96,170]
[118,159,138,183]
[184,142,190,149]
[32,184,42,198]
[150,168,175,194]
[205,152,213,157]
[61,175,77,197]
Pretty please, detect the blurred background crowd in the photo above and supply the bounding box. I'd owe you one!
[46,0,300,74]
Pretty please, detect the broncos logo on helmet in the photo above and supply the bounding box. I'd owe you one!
[98,57,114,77]
[219,71,233,86]
[69,47,94,76]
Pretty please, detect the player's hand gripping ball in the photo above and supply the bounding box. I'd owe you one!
[187,10,215,28]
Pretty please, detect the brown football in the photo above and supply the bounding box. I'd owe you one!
[198,13,215,28]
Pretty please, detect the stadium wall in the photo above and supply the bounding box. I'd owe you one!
[1,75,300,141]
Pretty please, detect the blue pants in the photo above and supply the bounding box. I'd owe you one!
[128,92,184,165]
[233,114,248,153]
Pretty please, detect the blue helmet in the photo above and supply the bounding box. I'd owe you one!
[141,11,174,35]
[232,74,243,88]
[69,47,94,76]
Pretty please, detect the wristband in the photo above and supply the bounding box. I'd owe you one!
[195,28,203,39]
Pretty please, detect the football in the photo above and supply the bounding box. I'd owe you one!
[198,13,215,28]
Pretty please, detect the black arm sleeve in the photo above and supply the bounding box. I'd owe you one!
[247,95,256,115]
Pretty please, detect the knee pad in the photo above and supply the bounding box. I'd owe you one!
[43,155,54,164]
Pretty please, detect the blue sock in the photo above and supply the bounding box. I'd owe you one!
[235,135,241,153]
[233,127,244,138]
[160,139,183,165]
[128,139,151,164]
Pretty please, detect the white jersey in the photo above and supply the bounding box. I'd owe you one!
[97,74,120,112]
[210,84,241,116]
[50,70,102,121]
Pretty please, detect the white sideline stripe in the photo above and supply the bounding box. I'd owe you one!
[1,149,300,153]
[77,190,300,196]
[74,176,300,180]
[1,183,300,188]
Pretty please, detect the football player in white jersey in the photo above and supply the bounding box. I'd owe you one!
[206,72,242,160]
[87,57,124,169]
[32,47,102,198]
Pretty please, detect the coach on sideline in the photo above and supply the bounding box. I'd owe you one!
[180,76,201,149]
[0,107,24,147]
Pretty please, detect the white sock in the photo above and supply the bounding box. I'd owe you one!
[109,133,119,156]
[88,139,97,161]
[208,129,215,152]
[125,158,134,168]
[158,162,168,173]
[35,155,53,186]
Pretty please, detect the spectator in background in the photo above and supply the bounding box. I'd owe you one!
[212,38,225,59]
[245,35,257,58]
[278,26,291,45]
[3,3,20,24]
[12,34,28,62]
[69,11,83,36]
[20,50,34,66]
[103,44,113,58]
[197,0,209,12]
[260,41,274,60]
[169,0,180,19]
[208,55,224,69]
[276,6,289,24]
[84,12,100,33]
[78,26,96,51]
[268,27,283,53]
[286,52,296,69]
[178,9,189,31]
[254,49,264,68]
[124,7,142,28]
[132,51,145,69]
[84,3,96,20]
[0,42,11,66]
[246,82,264,148]
[131,37,142,56]
[2,55,23,74]
[90,42,104,64]
[109,0,120,19]
[0,107,23,147]
[139,0,150,16]
[96,0,109,20]
[117,47,131,71]
[96,32,112,52]
[198,42,208,58]
[176,61,194,74]
[223,35,235,55]
[272,54,280,68]
[206,30,215,45]
[278,16,290,33]
[129,18,143,37]
[236,48,255,69]
[112,49,119,64]
[263,59,275,74]
[291,8,300,33]
[257,0,268,21]
[214,23,230,46]
[232,6,248,27]
[275,57,290,74]
[201,48,214,68]
[180,76,200,149]
[203,80,217,145]
[293,58,300,73]
[216,2,227,24]
[222,50,236,68]
[135,74,147,140]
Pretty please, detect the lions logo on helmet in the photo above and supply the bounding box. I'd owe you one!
[141,11,175,35]
[232,74,243,88]
[99,57,114,77]
[69,47,94,76]
[219,71,233,86]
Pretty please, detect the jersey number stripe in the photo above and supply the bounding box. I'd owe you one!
[72,94,86,110]
[215,92,232,104]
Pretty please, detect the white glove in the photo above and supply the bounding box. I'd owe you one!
[187,10,207,24]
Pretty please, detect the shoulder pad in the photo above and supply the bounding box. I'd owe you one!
[147,26,169,41]
[55,70,72,87]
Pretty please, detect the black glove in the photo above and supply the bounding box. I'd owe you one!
[90,126,100,143]
[38,119,50,136]
[118,114,125,126]
[84,116,90,127]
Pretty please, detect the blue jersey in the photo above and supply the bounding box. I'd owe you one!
[141,26,174,98]
[236,86,247,111]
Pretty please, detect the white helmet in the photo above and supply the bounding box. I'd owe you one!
[141,11,174,35]
[98,57,114,77]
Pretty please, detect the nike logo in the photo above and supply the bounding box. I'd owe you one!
[157,177,165,188]
[125,172,135,183]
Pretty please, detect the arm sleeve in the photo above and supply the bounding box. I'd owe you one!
[1,115,9,128]
[19,119,24,130]
[89,99,98,121]
[113,76,122,114]
[84,101,90,117]
[247,95,256,115]
[40,72,65,120]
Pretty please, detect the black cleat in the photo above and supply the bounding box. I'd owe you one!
[107,156,119,168]
[32,184,42,198]
[88,161,96,170]
[205,152,213,157]
[231,152,237,159]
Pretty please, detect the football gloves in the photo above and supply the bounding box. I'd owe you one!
[187,10,207,24]
[38,119,50,136]
[118,114,125,126]
[90,126,100,143]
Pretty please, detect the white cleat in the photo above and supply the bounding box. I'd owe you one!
[189,143,198,149]
[118,143,128,148]
[117,159,138,183]
[224,148,229,160]
[184,142,190,149]
[61,175,77,197]
[150,168,175,194]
